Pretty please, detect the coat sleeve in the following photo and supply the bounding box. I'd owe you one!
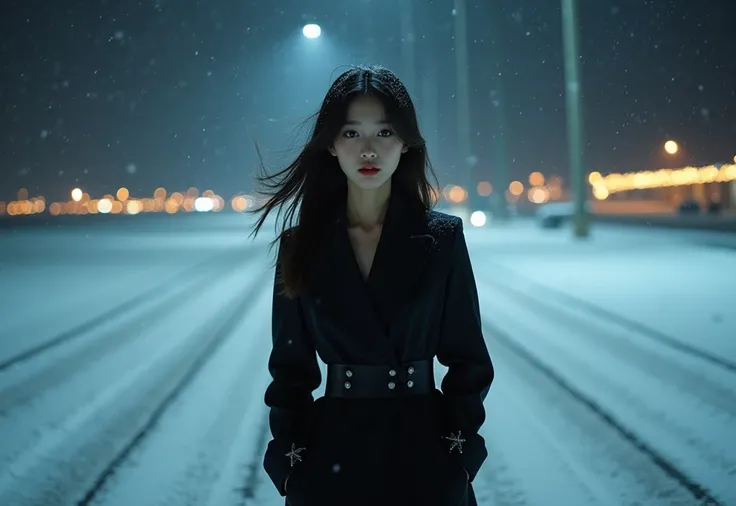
[436,219,495,483]
[262,235,322,497]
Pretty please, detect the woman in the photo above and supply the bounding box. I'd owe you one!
[250,65,494,506]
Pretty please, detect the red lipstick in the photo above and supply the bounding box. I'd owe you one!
[359,163,380,176]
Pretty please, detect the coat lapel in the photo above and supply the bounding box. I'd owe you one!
[309,190,435,364]
[366,191,435,353]
[309,207,397,364]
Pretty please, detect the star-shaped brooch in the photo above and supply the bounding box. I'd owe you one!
[444,431,466,454]
[285,443,306,467]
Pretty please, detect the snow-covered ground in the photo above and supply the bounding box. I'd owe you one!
[465,222,735,506]
[0,223,275,506]
[0,218,733,505]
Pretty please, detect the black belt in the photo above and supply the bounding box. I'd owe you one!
[325,360,435,398]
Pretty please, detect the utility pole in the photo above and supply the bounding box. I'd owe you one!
[489,85,509,220]
[487,2,509,220]
[403,0,438,170]
[399,0,416,95]
[400,0,441,181]
[421,55,440,171]
[454,0,473,206]
[561,0,590,238]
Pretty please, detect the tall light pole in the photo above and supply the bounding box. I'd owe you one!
[413,2,439,171]
[422,54,440,170]
[487,3,509,220]
[489,86,509,220]
[454,0,473,202]
[561,0,589,238]
[399,0,416,94]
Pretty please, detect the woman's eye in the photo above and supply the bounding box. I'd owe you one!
[341,129,393,138]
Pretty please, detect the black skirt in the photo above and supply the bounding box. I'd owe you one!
[283,389,476,506]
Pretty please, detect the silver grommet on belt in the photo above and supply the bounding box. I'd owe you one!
[407,380,414,388]
[389,369,396,377]
[407,366,415,375]
[388,381,396,390]
[345,369,353,378]
[344,381,351,389]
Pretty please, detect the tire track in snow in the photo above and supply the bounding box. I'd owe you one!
[475,276,729,506]
[0,252,249,415]
[0,263,270,506]
[0,247,249,373]
[79,267,271,506]
[478,319,699,506]
[482,260,736,374]
[88,287,273,506]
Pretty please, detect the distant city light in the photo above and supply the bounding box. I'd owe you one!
[508,181,524,196]
[592,186,610,200]
[529,171,545,187]
[194,197,214,212]
[528,187,550,204]
[589,163,736,197]
[477,181,492,196]
[444,185,468,204]
[470,211,487,227]
[126,200,142,215]
[302,24,321,39]
[98,198,113,214]
[3,158,736,219]
[231,195,250,212]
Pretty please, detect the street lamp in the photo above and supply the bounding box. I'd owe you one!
[664,140,679,155]
[302,24,321,39]
[453,0,472,202]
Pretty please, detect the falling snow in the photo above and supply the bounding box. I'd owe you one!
[0,1,733,201]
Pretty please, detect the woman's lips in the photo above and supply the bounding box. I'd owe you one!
[358,167,380,176]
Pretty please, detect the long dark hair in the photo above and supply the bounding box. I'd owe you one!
[249,65,438,297]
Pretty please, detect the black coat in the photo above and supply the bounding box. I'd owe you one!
[262,192,495,506]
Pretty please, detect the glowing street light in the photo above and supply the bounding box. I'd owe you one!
[302,24,321,39]
[470,211,487,227]
[71,188,83,202]
[664,140,679,155]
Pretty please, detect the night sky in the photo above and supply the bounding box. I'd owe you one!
[1,0,734,202]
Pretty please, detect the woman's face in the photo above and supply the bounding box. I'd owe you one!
[329,95,408,191]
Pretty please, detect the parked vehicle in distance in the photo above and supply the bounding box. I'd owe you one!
[536,201,590,228]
